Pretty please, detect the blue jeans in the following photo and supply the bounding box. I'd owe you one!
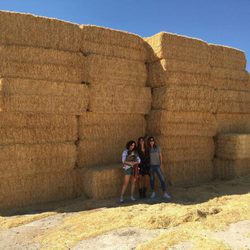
[150,165,166,192]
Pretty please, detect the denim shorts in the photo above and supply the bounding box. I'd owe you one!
[123,167,133,175]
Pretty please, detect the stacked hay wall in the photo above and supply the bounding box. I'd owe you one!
[77,26,151,198]
[145,32,216,186]
[0,11,89,210]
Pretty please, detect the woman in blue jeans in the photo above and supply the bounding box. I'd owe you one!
[147,136,171,199]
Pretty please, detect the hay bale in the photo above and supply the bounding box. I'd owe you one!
[80,25,147,61]
[89,85,151,114]
[211,67,248,81]
[212,78,249,90]
[215,134,250,159]
[0,78,89,114]
[148,70,211,88]
[0,170,76,210]
[0,142,76,162]
[147,111,217,137]
[152,85,216,113]
[81,164,123,199]
[0,45,84,67]
[155,136,214,150]
[81,40,147,62]
[144,32,209,63]
[0,62,85,83]
[78,139,124,168]
[162,160,213,187]
[81,25,146,50]
[0,156,76,178]
[0,11,81,51]
[0,112,77,128]
[214,158,250,180]
[0,127,77,145]
[209,44,246,70]
[79,113,146,140]
[86,54,147,86]
[216,113,250,134]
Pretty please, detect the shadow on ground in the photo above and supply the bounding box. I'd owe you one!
[1,175,249,217]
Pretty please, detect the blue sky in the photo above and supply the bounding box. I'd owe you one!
[0,0,249,70]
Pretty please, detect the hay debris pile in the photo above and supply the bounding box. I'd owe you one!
[76,26,151,198]
[0,11,89,209]
[214,134,250,179]
[145,32,217,186]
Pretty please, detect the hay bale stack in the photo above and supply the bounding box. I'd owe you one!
[209,44,250,134]
[214,134,250,180]
[145,32,216,186]
[75,26,151,198]
[0,11,90,209]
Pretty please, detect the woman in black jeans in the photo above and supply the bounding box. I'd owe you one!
[137,137,150,198]
[148,136,171,200]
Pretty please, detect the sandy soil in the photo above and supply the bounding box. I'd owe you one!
[0,175,249,249]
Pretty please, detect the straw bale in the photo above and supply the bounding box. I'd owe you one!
[217,89,250,103]
[162,160,213,186]
[0,45,84,67]
[214,158,250,180]
[0,112,77,128]
[0,127,77,145]
[78,139,124,168]
[0,78,89,114]
[216,113,250,134]
[79,113,145,140]
[82,164,123,199]
[147,111,217,137]
[89,85,151,114]
[81,40,147,61]
[152,85,216,113]
[212,78,250,90]
[215,134,250,159]
[86,54,147,86]
[2,95,89,115]
[81,25,146,50]
[144,32,209,63]
[0,170,76,210]
[148,66,211,88]
[0,156,76,178]
[161,146,214,162]
[211,67,249,81]
[216,101,250,114]
[155,136,214,150]
[0,11,81,51]
[209,44,247,70]
[0,61,85,83]
[0,142,76,161]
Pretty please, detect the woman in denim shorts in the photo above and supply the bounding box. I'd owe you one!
[119,140,141,203]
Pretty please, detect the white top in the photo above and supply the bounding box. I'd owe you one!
[122,149,141,170]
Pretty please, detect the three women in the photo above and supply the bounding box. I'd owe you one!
[120,136,171,202]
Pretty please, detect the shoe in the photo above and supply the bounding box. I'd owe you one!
[119,197,124,203]
[130,196,136,201]
[143,187,147,198]
[150,192,156,199]
[163,192,171,199]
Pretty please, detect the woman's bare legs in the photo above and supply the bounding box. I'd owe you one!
[120,175,131,199]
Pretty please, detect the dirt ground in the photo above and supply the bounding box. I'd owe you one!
[0,175,249,250]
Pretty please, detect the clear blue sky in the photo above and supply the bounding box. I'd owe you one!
[0,0,249,70]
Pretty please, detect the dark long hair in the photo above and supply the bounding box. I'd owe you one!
[126,140,136,155]
[147,136,157,149]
